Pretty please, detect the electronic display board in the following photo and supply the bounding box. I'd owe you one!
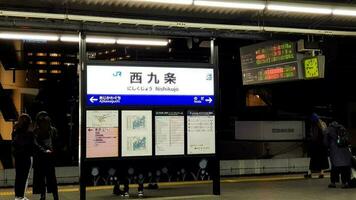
[87,65,214,106]
[303,55,325,79]
[121,110,152,157]
[86,110,119,158]
[187,111,215,155]
[240,41,300,85]
[155,111,185,156]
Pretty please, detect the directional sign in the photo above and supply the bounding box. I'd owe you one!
[86,95,214,106]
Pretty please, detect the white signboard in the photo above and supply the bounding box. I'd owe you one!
[155,111,185,156]
[86,65,214,106]
[187,111,215,155]
[121,110,152,157]
[87,65,214,95]
[235,121,305,140]
[86,110,119,158]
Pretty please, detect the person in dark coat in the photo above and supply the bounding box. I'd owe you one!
[12,114,33,200]
[305,113,329,178]
[32,111,59,200]
[324,121,352,188]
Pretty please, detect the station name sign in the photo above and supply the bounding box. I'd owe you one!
[86,65,214,106]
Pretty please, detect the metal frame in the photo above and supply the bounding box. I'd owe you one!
[2,10,356,37]
[78,34,220,199]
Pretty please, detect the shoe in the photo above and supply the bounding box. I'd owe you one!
[304,174,312,179]
[138,190,144,198]
[14,197,23,200]
[328,183,336,188]
[121,192,129,198]
[23,197,29,200]
[319,174,324,179]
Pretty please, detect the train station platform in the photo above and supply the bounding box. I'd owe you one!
[1,174,356,200]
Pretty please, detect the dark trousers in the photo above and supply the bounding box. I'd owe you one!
[14,155,31,197]
[33,155,58,195]
[330,166,351,184]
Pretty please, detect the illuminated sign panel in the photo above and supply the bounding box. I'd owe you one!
[240,41,300,85]
[87,65,214,106]
[303,56,325,79]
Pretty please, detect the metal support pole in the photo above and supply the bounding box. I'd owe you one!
[211,38,221,195]
[79,32,87,200]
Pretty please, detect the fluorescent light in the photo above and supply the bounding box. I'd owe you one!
[86,36,116,44]
[0,32,59,41]
[136,0,193,5]
[333,9,356,16]
[117,38,169,46]
[194,0,265,10]
[60,35,79,42]
[267,3,332,15]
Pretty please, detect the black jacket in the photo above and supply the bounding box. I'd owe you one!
[11,128,34,157]
[33,126,58,155]
[324,121,352,167]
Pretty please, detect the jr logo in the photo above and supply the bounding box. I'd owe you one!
[113,71,122,77]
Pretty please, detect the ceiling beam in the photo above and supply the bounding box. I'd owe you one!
[1,10,356,37]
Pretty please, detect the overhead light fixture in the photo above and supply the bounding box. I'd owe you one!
[136,0,193,5]
[194,0,265,10]
[86,36,116,44]
[267,3,332,15]
[60,35,79,42]
[333,8,356,16]
[0,32,59,41]
[117,38,169,46]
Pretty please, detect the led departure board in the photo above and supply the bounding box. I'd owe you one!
[240,41,300,85]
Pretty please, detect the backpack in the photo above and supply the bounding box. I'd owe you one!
[336,126,349,147]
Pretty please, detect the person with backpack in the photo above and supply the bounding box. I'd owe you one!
[324,121,352,188]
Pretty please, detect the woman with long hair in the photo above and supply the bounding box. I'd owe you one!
[12,114,33,200]
[32,111,59,200]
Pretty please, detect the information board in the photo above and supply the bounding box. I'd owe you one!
[155,111,185,156]
[240,41,300,85]
[121,110,152,157]
[187,111,215,154]
[303,55,325,79]
[87,65,214,106]
[86,110,119,158]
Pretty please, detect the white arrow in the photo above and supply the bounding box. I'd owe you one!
[205,97,213,104]
[90,96,98,103]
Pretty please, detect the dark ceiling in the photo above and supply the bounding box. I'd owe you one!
[2,0,356,31]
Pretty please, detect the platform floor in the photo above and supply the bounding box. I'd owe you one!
[1,175,356,200]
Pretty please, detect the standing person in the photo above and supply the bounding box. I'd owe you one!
[32,111,59,200]
[12,114,33,200]
[305,113,329,178]
[324,121,352,188]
